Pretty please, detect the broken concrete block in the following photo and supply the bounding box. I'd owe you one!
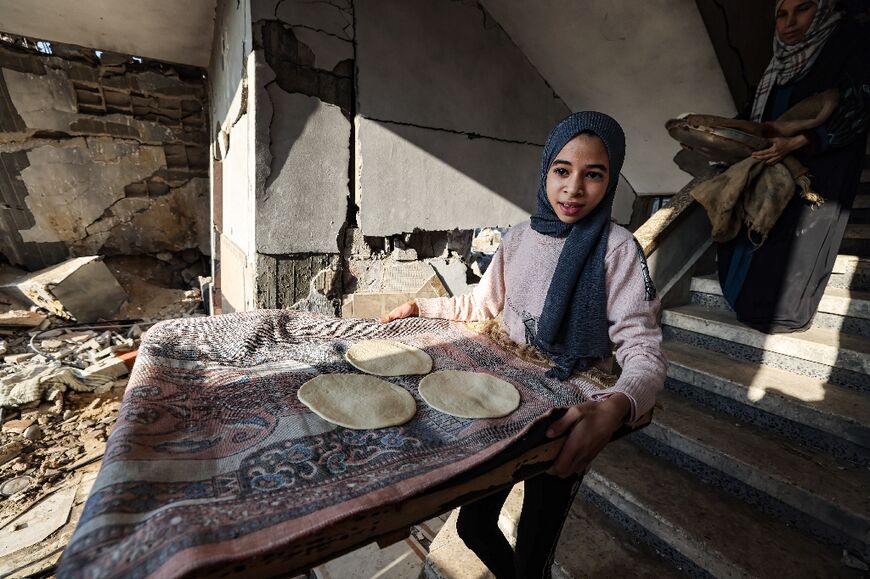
[0,310,47,328]
[428,258,471,297]
[342,273,448,319]
[4,352,36,364]
[40,339,64,350]
[0,442,24,467]
[2,418,35,435]
[1,256,127,323]
[82,354,130,381]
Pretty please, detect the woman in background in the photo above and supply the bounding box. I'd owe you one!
[718,0,869,332]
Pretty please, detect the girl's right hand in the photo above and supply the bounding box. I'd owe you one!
[378,300,419,323]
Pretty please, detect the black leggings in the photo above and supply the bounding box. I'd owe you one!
[455,473,583,579]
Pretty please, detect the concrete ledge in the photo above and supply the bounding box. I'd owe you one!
[662,305,870,375]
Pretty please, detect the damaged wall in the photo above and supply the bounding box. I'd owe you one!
[252,0,353,313]
[213,0,666,315]
[210,0,256,313]
[0,37,210,271]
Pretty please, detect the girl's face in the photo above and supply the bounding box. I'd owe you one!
[545,133,611,225]
[776,0,818,45]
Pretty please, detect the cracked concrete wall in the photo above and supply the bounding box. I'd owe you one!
[354,0,572,237]
[0,39,210,271]
[212,0,656,314]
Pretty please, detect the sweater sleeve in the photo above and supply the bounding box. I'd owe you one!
[415,244,506,322]
[590,234,667,423]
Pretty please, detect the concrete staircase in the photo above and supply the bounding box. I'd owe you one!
[567,150,870,577]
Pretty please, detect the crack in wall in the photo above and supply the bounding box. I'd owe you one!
[286,23,353,43]
[258,21,354,111]
[362,116,545,147]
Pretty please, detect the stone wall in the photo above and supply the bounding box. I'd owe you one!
[0,36,210,271]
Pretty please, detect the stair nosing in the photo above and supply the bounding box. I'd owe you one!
[662,304,870,374]
[690,274,870,320]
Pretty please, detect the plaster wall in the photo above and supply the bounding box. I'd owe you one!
[0,0,217,67]
[258,87,349,254]
[481,0,737,195]
[354,0,576,236]
[356,117,540,236]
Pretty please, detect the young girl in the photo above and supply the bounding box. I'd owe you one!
[380,111,666,578]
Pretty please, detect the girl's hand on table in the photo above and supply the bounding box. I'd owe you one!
[378,300,419,323]
[751,134,809,165]
[545,393,632,478]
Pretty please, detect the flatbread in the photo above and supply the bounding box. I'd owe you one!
[418,370,520,419]
[345,340,433,376]
[298,374,417,430]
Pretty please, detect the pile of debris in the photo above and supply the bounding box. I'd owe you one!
[0,255,208,576]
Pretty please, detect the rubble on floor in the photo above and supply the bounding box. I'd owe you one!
[0,256,127,323]
[0,255,208,577]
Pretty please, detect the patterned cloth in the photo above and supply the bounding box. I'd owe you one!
[57,310,604,579]
[751,0,842,122]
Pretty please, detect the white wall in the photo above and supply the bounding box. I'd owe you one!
[481,0,736,195]
[210,0,255,312]
[0,0,216,67]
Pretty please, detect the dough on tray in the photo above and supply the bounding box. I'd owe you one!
[298,374,417,430]
[418,370,520,419]
[345,340,433,376]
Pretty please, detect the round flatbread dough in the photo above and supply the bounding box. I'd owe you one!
[345,340,433,377]
[418,370,520,419]
[298,374,417,430]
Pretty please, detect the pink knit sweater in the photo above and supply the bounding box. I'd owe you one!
[416,220,666,423]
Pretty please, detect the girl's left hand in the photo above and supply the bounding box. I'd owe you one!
[751,134,809,165]
[545,393,631,478]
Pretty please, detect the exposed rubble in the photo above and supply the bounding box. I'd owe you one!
[0,256,207,576]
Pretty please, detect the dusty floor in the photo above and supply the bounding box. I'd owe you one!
[0,256,207,577]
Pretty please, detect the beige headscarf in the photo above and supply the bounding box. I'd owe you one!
[751,0,842,122]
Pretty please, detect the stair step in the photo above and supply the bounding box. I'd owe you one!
[829,254,870,290]
[855,193,870,210]
[690,274,870,336]
[554,494,681,578]
[663,340,870,458]
[845,223,870,240]
[692,274,870,320]
[584,440,863,578]
[639,391,870,554]
[662,304,870,390]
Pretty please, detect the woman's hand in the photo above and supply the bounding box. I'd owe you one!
[545,393,631,478]
[378,300,419,323]
[751,134,809,165]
